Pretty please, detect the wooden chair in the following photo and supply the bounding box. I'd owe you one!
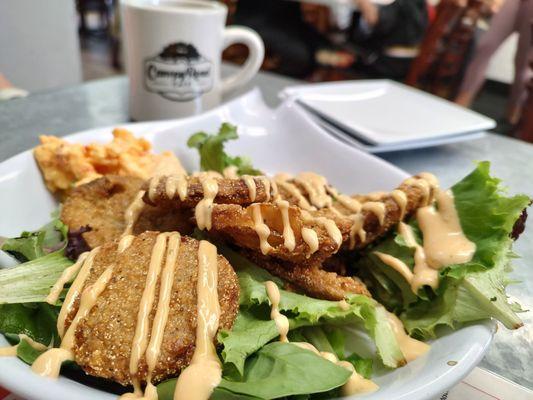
[406,1,463,87]
[517,73,533,142]
[406,0,492,99]
[515,22,533,142]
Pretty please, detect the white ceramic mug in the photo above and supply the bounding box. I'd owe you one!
[121,0,264,121]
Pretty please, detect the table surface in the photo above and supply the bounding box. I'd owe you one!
[0,65,532,390]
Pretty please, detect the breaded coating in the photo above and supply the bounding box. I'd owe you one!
[142,175,270,208]
[205,178,432,265]
[243,251,370,301]
[143,174,374,211]
[142,174,434,258]
[209,203,340,266]
[61,175,193,248]
[66,232,240,386]
[340,178,436,250]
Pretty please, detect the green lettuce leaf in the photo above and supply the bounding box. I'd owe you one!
[187,123,262,175]
[2,210,67,262]
[321,326,346,360]
[402,254,524,338]
[157,342,351,400]
[344,353,373,380]
[0,213,68,364]
[356,162,530,339]
[0,303,59,351]
[356,235,419,312]
[297,326,373,379]
[218,249,404,374]
[0,211,73,304]
[219,342,351,399]
[16,337,48,364]
[0,251,73,304]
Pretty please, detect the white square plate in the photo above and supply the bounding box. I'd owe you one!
[311,112,486,153]
[0,89,493,400]
[281,80,495,146]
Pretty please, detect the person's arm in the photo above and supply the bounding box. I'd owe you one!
[489,0,504,13]
[355,0,379,27]
[354,0,402,37]
[444,0,503,13]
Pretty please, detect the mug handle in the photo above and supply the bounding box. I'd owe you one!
[221,26,265,95]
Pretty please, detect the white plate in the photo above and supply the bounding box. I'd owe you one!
[311,111,486,154]
[0,89,494,400]
[281,80,495,146]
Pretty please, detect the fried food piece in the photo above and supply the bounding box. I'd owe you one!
[144,173,434,253]
[209,203,340,266]
[352,178,434,249]
[206,177,433,265]
[144,173,373,211]
[142,175,271,208]
[271,174,435,250]
[34,129,185,193]
[67,232,239,386]
[336,178,436,250]
[243,251,370,301]
[61,175,192,248]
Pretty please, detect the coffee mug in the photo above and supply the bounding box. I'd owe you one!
[121,0,265,121]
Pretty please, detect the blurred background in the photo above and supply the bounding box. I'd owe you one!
[0,0,531,138]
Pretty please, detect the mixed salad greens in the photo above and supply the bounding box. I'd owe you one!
[356,162,530,339]
[0,213,70,363]
[0,124,530,399]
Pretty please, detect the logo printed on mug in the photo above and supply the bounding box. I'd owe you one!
[144,42,213,102]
